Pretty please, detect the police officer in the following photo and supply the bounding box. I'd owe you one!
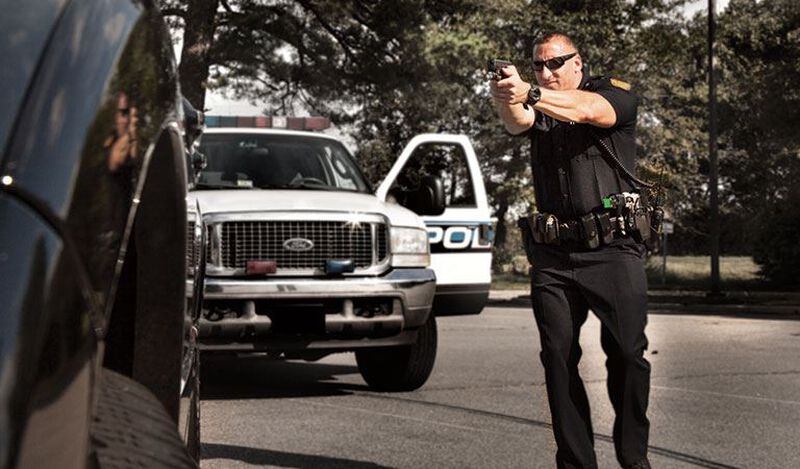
[490,32,651,469]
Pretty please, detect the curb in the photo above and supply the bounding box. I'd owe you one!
[648,302,800,317]
[487,294,800,318]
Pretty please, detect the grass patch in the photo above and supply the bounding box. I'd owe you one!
[492,272,529,290]
[492,256,764,291]
[646,255,761,289]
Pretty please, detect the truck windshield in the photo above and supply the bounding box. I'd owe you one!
[196,133,370,193]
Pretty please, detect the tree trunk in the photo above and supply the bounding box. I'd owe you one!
[494,199,509,250]
[494,143,524,253]
[177,0,219,110]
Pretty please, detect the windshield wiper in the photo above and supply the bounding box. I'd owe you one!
[287,181,332,190]
[251,179,330,190]
[194,182,254,190]
[254,183,327,191]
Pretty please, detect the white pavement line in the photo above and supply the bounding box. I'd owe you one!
[490,314,532,318]
[299,399,512,436]
[652,384,800,406]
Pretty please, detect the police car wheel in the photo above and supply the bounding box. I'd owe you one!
[355,314,437,392]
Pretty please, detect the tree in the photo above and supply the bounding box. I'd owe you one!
[718,0,800,282]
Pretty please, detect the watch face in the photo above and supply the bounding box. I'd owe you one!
[528,87,541,105]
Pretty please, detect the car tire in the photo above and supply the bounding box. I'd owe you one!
[356,314,437,392]
[90,369,196,468]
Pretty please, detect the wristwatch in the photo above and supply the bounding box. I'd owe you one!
[526,85,542,106]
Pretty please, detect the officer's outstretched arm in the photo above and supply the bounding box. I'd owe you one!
[535,89,617,128]
[489,65,536,135]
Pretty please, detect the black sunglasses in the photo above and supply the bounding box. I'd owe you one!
[117,107,130,116]
[532,52,577,72]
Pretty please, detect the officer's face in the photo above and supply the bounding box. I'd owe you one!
[532,40,582,91]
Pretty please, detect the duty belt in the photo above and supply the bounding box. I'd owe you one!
[518,211,634,250]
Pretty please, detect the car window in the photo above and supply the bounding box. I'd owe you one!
[197,133,370,192]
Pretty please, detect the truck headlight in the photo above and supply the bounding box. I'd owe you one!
[390,227,430,267]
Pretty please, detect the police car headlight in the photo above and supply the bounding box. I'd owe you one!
[390,227,430,267]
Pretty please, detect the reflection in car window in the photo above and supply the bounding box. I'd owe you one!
[197,133,369,192]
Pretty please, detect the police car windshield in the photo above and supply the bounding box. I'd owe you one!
[197,133,370,193]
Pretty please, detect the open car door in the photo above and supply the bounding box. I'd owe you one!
[378,134,495,315]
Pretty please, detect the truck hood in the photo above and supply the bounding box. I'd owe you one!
[188,190,425,229]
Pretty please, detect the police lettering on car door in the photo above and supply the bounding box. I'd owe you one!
[426,223,493,253]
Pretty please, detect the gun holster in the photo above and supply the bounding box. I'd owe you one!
[630,209,651,245]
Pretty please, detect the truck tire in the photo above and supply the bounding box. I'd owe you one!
[90,369,196,468]
[356,314,437,392]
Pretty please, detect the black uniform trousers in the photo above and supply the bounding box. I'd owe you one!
[529,239,650,469]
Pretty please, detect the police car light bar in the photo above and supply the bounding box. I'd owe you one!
[204,115,331,131]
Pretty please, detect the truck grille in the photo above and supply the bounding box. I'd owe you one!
[209,220,388,272]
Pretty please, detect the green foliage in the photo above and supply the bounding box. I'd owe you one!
[715,0,800,276]
[717,0,800,206]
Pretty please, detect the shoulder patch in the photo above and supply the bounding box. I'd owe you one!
[610,78,631,91]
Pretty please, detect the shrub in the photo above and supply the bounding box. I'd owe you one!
[752,204,800,287]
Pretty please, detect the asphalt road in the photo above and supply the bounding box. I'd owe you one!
[199,307,800,468]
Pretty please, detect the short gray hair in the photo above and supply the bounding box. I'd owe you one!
[533,32,579,54]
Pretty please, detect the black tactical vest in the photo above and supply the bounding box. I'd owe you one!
[528,74,639,219]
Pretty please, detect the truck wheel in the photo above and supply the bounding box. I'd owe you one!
[356,314,437,392]
[90,369,196,468]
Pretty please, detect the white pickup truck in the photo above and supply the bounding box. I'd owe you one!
[190,120,492,391]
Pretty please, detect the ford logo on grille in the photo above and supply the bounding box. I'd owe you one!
[283,238,314,252]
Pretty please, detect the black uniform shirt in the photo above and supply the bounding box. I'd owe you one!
[527,73,639,218]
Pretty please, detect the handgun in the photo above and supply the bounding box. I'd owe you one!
[487,59,513,80]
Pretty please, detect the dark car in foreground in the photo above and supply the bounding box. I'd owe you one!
[1,0,201,467]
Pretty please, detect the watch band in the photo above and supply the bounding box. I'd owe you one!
[526,85,542,106]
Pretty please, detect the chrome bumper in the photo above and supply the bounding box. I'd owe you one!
[199,268,435,345]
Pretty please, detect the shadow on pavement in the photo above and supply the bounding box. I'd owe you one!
[202,442,392,468]
[200,354,368,400]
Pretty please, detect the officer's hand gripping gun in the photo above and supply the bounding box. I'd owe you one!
[487,59,513,80]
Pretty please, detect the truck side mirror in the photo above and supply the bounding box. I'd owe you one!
[405,175,445,216]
